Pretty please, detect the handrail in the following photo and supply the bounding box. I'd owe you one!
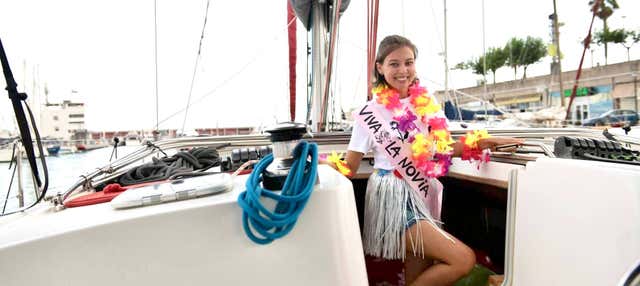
[57,128,639,205]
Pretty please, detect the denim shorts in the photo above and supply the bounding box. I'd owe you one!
[406,205,419,229]
[376,169,425,229]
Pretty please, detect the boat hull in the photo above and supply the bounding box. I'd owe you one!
[0,166,368,285]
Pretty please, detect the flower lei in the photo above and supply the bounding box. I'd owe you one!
[372,82,452,178]
[324,151,352,176]
[460,129,492,163]
[372,81,490,178]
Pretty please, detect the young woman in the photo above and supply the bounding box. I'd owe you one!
[329,35,523,286]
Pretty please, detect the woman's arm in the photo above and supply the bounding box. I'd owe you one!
[450,137,524,157]
[343,150,364,177]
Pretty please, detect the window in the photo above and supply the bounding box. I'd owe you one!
[54,127,59,131]
[575,104,589,122]
[53,115,59,121]
[69,114,84,118]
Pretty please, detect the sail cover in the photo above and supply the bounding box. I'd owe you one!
[289,0,351,30]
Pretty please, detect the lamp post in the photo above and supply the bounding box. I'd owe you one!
[634,73,638,113]
[552,0,565,107]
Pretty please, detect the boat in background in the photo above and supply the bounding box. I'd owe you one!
[45,144,60,156]
[0,144,14,163]
[123,133,145,147]
[75,139,109,152]
[44,139,62,156]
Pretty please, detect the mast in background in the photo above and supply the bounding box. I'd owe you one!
[287,1,297,122]
[481,0,489,117]
[153,0,160,140]
[443,0,449,106]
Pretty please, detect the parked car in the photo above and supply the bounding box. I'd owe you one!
[582,109,640,127]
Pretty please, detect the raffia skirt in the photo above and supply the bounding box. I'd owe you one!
[362,169,444,260]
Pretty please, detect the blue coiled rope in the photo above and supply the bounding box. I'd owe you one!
[237,141,318,244]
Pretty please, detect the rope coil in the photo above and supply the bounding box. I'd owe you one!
[116,147,221,186]
[237,141,318,244]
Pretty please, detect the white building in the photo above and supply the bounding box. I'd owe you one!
[39,100,85,141]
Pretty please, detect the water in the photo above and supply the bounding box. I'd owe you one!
[0,145,143,212]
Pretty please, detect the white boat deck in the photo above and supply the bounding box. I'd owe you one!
[0,165,368,286]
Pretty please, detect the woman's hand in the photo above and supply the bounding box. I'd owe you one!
[477,137,525,152]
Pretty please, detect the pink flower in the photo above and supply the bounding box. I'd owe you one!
[428,117,448,130]
[409,84,428,97]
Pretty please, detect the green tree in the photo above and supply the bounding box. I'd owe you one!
[456,47,506,85]
[589,0,619,64]
[521,37,547,79]
[505,38,525,79]
[621,30,639,61]
[594,28,636,61]
[485,47,507,84]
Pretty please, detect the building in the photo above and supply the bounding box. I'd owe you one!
[435,60,640,123]
[39,100,85,140]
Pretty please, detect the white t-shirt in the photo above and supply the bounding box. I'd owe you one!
[348,96,447,170]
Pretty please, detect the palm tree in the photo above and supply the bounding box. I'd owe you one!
[589,0,619,64]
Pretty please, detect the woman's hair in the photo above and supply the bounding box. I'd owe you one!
[373,35,418,87]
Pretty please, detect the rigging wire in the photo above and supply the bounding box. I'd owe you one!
[428,0,444,52]
[181,0,212,135]
[423,77,516,118]
[330,31,342,131]
[367,0,380,100]
[154,0,159,133]
[156,16,297,128]
[320,0,343,132]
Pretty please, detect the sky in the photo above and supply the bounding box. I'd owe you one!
[0,0,639,132]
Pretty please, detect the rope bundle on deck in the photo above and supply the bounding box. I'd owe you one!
[116,147,221,186]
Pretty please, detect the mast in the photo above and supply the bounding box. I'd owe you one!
[443,0,449,105]
[482,0,488,117]
[309,1,328,132]
[153,0,159,140]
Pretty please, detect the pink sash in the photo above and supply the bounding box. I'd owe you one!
[354,102,444,221]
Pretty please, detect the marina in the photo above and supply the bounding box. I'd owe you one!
[1,0,639,286]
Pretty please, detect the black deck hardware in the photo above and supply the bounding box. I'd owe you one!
[554,136,640,166]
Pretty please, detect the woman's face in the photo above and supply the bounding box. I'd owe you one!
[376,46,416,96]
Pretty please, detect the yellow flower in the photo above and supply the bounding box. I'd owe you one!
[463,129,491,148]
[327,151,352,176]
[371,85,384,95]
[423,100,441,115]
[411,133,432,157]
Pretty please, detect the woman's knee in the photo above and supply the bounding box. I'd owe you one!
[452,244,475,276]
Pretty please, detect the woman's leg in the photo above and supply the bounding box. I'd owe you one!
[404,221,475,286]
[404,253,432,285]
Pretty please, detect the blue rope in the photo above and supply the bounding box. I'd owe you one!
[237,141,318,244]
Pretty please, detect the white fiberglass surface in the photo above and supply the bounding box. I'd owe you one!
[0,165,367,286]
[510,158,640,285]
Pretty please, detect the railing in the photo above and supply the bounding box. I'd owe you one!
[55,127,640,204]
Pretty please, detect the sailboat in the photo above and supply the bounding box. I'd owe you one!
[1,1,639,286]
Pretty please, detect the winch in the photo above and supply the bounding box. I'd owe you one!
[262,122,308,190]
